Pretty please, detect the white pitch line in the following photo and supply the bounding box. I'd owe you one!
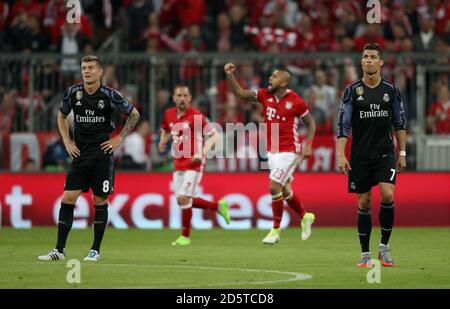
[13,262,312,288]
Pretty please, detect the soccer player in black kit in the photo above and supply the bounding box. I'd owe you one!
[38,55,140,261]
[337,43,407,267]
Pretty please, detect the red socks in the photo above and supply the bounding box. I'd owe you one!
[285,192,306,219]
[272,194,284,229]
[181,207,192,237]
[192,197,218,211]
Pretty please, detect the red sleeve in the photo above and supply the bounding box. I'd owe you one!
[255,88,266,105]
[161,111,169,131]
[294,96,309,117]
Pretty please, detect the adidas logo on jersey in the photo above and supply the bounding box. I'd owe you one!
[357,96,364,101]
[75,101,82,106]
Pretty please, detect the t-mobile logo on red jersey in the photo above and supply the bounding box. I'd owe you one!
[266,107,276,121]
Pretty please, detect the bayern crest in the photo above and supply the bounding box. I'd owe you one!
[98,100,105,109]
[285,101,293,109]
[383,93,389,102]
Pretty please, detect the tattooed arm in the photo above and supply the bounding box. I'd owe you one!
[100,107,141,154]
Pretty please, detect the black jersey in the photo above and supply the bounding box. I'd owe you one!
[337,79,406,164]
[59,83,133,154]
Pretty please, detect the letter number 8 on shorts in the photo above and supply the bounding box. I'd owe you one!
[102,180,110,193]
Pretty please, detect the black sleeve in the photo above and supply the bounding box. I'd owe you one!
[59,87,73,115]
[336,86,353,138]
[110,89,134,115]
[392,86,407,130]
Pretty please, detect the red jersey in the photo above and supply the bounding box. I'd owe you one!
[255,88,309,153]
[427,101,450,134]
[161,106,208,171]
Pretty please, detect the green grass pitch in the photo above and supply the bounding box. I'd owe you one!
[0,227,449,288]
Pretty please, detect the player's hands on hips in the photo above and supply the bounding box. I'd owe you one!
[300,143,313,161]
[101,135,123,154]
[337,155,351,176]
[397,156,406,173]
[224,63,235,75]
[191,157,202,164]
[64,140,80,159]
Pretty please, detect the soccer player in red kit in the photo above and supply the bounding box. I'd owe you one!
[224,63,317,244]
[159,84,231,246]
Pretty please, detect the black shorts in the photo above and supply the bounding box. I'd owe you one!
[348,155,396,193]
[64,153,115,196]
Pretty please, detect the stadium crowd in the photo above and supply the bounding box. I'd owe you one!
[0,0,449,171]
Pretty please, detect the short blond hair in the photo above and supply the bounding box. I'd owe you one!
[81,55,103,69]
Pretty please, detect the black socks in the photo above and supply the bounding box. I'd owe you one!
[380,202,394,245]
[357,208,372,253]
[55,203,75,253]
[91,204,109,253]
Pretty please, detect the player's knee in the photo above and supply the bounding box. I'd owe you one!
[177,196,191,206]
[358,197,372,210]
[381,190,394,204]
[93,195,108,205]
[62,193,78,204]
[269,182,283,196]
[282,188,291,199]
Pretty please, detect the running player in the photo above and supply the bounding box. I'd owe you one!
[224,63,316,244]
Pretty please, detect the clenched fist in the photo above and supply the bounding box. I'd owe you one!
[224,63,235,75]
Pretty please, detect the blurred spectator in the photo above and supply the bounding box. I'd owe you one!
[413,14,438,51]
[313,8,334,51]
[102,64,120,89]
[426,85,450,134]
[182,24,206,52]
[23,158,38,171]
[159,0,205,36]
[216,12,231,52]
[127,0,154,51]
[50,5,93,46]
[308,69,337,120]
[57,21,93,76]
[0,1,9,34]
[229,4,249,51]
[10,0,42,22]
[260,0,299,29]
[442,19,450,46]
[291,15,317,52]
[43,137,69,171]
[0,92,21,134]
[354,24,386,51]
[23,16,50,52]
[82,0,122,48]
[155,88,171,126]
[384,3,413,41]
[305,89,332,135]
[122,120,151,169]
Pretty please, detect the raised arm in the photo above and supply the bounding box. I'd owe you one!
[224,63,257,101]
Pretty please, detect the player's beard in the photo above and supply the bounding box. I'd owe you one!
[177,102,187,112]
[268,85,276,94]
